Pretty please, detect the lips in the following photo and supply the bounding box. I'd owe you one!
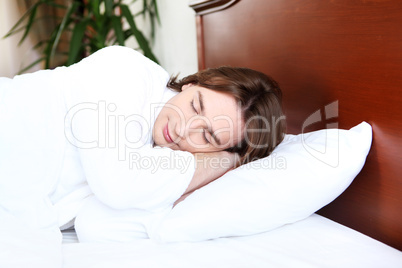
[163,123,174,143]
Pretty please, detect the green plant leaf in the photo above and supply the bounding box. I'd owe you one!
[142,0,147,16]
[18,56,46,75]
[18,4,39,45]
[104,0,114,16]
[111,16,125,46]
[4,0,160,72]
[91,0,101,19]
[44,27,59,68]
[120,4,158,63]
[67,20,88,66]
[49,2,79,66]
[40,1,68,9]
[151,0,160,24]
[3,1,41,39]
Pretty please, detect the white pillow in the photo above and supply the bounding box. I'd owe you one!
[150,122,372,242]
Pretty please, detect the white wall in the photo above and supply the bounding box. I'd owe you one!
[0,0,198,78]
[152,0,198,78]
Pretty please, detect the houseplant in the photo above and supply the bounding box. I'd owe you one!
[4,0,159,73]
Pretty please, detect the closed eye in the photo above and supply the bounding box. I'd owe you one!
[191,100,198,114]
[191,100,208,143]
[202,129,209,143]
[192,93,220,145]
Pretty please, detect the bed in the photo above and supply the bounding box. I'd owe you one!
[1,0,402,267]
[190,0,402,249]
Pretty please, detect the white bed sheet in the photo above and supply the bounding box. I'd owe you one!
[61,214,402,268]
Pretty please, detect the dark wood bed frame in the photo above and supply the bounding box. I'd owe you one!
[189,0,402,250]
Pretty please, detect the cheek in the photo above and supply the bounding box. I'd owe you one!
[215,120,243,146]
[176,133,214,153]
[184,131,207,146]
[153,112,168,144]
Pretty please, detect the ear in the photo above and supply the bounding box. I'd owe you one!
[181,83,193,91]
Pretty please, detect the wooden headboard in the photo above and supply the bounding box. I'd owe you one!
[189,0,402,250]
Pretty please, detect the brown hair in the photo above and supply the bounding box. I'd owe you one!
[167,66,286,166]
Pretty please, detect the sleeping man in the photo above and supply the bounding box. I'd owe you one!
[0,46,285,242]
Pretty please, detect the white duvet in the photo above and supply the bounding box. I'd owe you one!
[0,46,196,267]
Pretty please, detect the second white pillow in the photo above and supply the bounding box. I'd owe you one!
[150,122,373,242]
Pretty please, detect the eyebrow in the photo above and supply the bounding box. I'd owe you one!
[198,91,222,146]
